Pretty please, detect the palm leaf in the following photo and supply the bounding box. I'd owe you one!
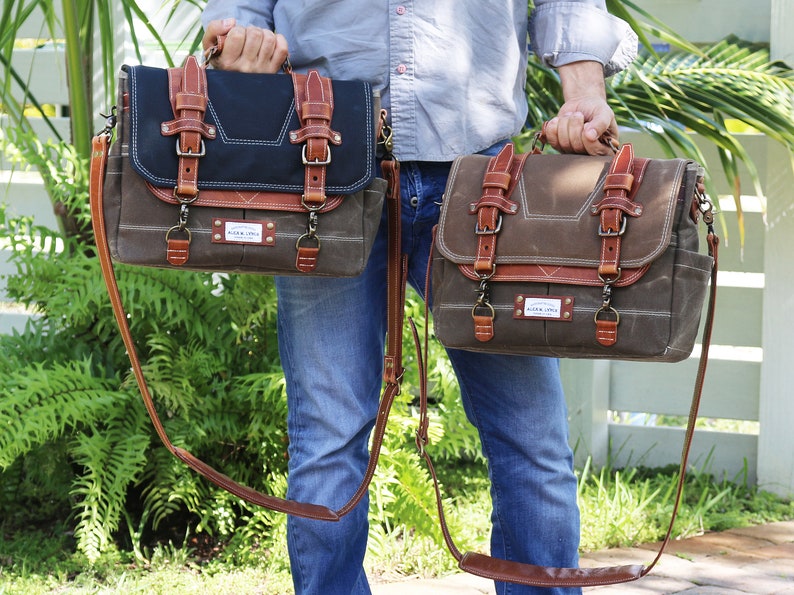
[606,0,703,56]
[610,36,794,219]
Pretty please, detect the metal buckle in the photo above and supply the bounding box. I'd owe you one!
[471,301,495,320]
[172,187,200,205]
[475,214,503,235]
[295,233,321,251]
[97,107,117,137]
[165,225,192,243]
[301,196,326,211]
[598,217,627,237]
[302,145,332,165]
[598,268,622,285]
[175,138,206,158]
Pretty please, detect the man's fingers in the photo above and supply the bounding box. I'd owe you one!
[209,24,289,74]
[240,26,265,66]
[202,18,235,53]
[553,112,586,154]
[270,34,289,69]
[546,104,619,156]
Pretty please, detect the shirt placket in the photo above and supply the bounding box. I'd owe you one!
[388,0,416,158]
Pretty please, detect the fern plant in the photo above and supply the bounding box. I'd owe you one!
[0,130,477,564]
[0,135,295,560]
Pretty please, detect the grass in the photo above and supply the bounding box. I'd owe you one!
[1,461,792,594]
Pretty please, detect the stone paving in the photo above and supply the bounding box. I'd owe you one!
[371,520,794,594]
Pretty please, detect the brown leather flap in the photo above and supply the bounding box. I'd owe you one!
[436,152,694,273]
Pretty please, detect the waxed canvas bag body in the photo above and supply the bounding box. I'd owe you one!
[431,141,716,361]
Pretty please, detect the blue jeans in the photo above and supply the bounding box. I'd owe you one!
[275,156,581,595]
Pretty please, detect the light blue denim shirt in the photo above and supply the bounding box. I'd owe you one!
[202,1,637,161]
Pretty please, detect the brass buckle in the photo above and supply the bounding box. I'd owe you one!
[165,225,192,243]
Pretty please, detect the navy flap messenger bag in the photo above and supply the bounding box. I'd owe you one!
[96,55,387,277]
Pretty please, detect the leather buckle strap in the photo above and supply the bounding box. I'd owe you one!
[290,70,340,272]
[162,56,216,201]
[590,145,650,346]
[160,56,217,266]
[290,70,339,207]
[590,144,645,278]
[471,144,527,274]
[469,143,528,342]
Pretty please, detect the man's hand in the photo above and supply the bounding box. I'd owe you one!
[202,18,289,74]
[543,61,618,156]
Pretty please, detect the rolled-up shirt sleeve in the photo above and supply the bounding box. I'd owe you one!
[202,0,276,30]
[530,0,638,76]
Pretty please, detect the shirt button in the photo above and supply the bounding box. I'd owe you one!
[410,196,419,207]
[396,64,407,74]
[396,5,406,15]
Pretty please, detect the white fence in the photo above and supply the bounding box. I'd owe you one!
[2,2,794,497]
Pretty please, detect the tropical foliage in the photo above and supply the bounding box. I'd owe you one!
[1,0,793,567]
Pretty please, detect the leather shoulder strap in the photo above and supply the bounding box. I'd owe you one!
[89,131,405,521]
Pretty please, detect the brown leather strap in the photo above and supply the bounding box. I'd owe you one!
[418,160,720,588]
[289,70,341,272]
[161,56,218,266]
[291,70,339,207]
[161,56,216,201]
[469,144,529,342]
[90,131,405,521]
[472,144,526,275]
[591,143,643,279]
[590,145,648,346]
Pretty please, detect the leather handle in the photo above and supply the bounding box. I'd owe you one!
[533,120,619,154]
[89,133,405,521]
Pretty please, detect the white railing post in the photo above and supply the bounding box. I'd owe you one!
[562,360,611,469]
[756,0,794,498]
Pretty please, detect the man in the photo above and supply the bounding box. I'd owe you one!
[201,2,636,594]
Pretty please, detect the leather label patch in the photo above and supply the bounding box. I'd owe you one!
[211,219,275,246]
[513,295,573,321]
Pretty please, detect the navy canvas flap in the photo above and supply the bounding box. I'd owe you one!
[125,64,377,194]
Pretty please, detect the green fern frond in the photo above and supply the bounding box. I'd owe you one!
[137,335,228,416]
[69,403,151,562]
[117,266,233,344]
[370,449,461,548]
[0,360,124,469]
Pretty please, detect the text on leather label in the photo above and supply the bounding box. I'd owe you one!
[211,219,275,246]
[513,295,573,321]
